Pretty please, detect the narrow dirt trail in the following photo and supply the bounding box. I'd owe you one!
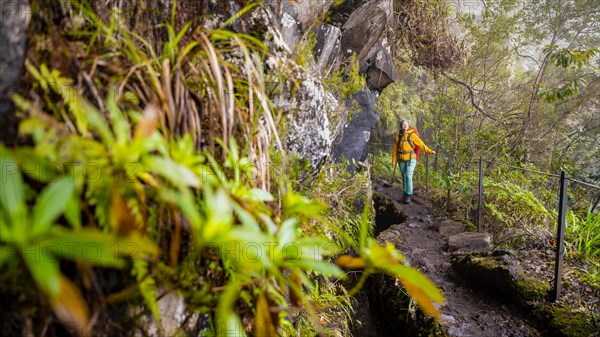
[371,179,543,337]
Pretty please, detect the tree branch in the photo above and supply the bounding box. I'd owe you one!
[442,72,500,123]
[512,46,540,67]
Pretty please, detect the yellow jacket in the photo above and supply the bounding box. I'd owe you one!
[392,129,434,165]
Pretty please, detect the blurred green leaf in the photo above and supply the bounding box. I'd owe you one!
[146,157,201,188]
[32,178,75,237]
[64,193,82,230]
[277,219,297,247]
[133,259,160,322]
[41,229,158,267]
[217,280,247,337]
[249,188,274,202]
[24,251,60,297]
[0,151,24,220]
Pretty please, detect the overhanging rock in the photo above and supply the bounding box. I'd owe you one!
[340,0,392,63]
[366,38,397,90]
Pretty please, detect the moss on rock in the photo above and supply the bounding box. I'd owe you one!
[534,305,597,337]
[453,254,548,306]
[514,278,549,304]
[454,254,598,337]
[369,274,448,337]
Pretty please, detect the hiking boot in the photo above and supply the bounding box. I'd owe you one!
[403,196,412,204]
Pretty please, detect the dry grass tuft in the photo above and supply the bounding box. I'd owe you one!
[391,0,464,71]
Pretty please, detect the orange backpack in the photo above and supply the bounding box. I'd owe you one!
[409,127,421,160]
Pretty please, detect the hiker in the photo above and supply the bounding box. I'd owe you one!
[392,120,435,204]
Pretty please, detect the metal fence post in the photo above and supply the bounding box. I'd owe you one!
[477,157,483,232]
[551,170,568,302]
[592,192,600,213]
[426,154,429,193]
[446,158,451,212]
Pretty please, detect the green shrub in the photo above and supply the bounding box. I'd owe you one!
[566,207,600,262]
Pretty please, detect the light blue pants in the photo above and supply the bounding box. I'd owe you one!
[399,158,417,196]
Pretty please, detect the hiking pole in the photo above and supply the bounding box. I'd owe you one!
[392,161,398,185]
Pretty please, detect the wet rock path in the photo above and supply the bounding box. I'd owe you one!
[365,179,543,337]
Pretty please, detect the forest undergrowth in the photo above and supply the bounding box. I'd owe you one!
[0,2,444,337]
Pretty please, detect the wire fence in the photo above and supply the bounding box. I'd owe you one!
[368,142,600,302]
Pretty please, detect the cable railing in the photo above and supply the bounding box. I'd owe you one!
[475,157,600,302]
[368,142,600,302]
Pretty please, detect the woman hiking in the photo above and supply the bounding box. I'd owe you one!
[392,120,435,204]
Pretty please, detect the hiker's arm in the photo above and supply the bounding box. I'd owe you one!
[392,135,399,165]
[413,135,435,154]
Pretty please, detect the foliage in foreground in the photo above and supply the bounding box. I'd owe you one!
[1,3,445,336]
[1,82,444,336]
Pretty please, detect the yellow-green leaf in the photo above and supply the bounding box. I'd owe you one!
[382,264,444,304]
[134,104,160,139]
[52,275,90,337]
[401,279,441,321]
[335,255,366,269]
[368,242,403,267]
[255,292,277,337]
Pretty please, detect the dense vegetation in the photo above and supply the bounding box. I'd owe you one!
[1,0,598,336]
[0,1,443,336]
[374,0,599,290]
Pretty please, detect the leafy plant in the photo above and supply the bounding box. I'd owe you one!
[538,45,599,102]
[293,31,318,68]
[4,2,454,336]
[0,149,157,335]
[566,207,600,262]
[323,53,366,101]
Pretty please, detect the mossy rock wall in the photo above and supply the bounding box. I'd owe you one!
[368,274,448,337]
[373,192,405,235]
[453,254,597,337]
[453,254,548,307]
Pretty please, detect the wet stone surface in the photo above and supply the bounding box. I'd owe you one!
[363,178,544,337]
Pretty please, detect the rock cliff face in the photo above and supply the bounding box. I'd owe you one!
[270,0,397,171]
[332,0,396,169]
[331,87,380,165]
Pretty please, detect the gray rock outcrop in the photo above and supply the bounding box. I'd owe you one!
[0,0,30,145]
[262,0,400,173]
[366,39,397,90]
[332,87,379,169]
[271,60,333,173]
[313,23,341,73]
[265,0,336,50]
[339,0,392,63]
[323,0,397,168]
[448,232,493,254]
